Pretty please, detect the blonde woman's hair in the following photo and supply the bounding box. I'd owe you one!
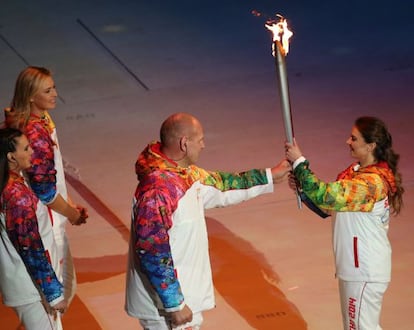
[5,66,52,131]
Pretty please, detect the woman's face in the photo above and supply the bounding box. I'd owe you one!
[346,126,374,162]
[30,76,58,113]
[9,135,33,171]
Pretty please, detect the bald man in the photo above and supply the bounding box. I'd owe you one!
[125,113,290,330]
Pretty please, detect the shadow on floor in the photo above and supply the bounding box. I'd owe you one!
[207,217,307,330]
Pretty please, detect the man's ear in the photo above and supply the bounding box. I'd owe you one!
[179,137,188,152]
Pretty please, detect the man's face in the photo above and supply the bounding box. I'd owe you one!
[185,120,205,165]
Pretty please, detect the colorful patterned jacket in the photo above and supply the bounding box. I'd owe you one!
[294,159,396,213]
[294,159,397,281]
[0,171,63,304]
[126,141,274,319]
[25,112,58,204]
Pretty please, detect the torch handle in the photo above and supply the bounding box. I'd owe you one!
[274,40,302,209]
[274,41,294,142]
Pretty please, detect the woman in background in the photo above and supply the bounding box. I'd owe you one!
[286,116,404,329]
[5,66,88,304]
[0,127,66,329]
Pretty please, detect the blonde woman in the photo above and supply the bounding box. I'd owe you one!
[5,66,88,304]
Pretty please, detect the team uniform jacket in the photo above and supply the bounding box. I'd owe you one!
[24,113,70,275]
[125,141,274,319]
[0,171,63,307]
[294,158,397,282]
[25,112,69,236]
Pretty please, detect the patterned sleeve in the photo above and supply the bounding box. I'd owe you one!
[194,167,273,209]
[25,121,57,204]
[4,185,63,303]
[294,160,386,212]
[199,168,269,191]
[134,187,184,310]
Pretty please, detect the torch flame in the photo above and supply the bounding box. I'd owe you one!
[265,17,293,56]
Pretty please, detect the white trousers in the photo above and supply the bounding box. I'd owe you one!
[139,312,203,330]
[50,210,77,305]
[14,301,63,330]
[60,235,77,304]
[338,279,389,330]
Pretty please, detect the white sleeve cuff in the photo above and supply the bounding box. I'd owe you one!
[293,156,306,170]
[164,301,185,313]
[45,193,58,205]
[265,168,274,188]
[49,295,64,307]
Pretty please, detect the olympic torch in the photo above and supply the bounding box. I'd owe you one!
[265,15,302,209]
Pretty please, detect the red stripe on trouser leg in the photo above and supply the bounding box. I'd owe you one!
[353,237,359,268]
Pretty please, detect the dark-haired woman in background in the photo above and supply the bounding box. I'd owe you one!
[0,128,66,329]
